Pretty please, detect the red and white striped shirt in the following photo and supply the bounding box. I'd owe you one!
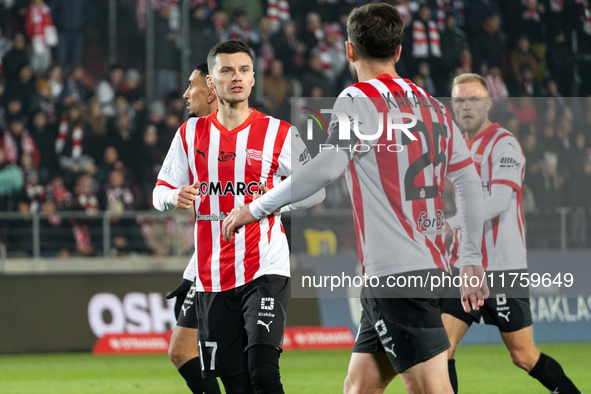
[449,123,527,271]
[334,75,473,277]
[156,109,308,292]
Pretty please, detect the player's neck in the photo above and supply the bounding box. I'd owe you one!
[217,100,251,130]
[355,61,399,82]
[465,119,493,141]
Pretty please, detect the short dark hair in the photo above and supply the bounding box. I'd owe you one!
[207,39,253,73]
[347,3,404,61]
[195,63,209,77]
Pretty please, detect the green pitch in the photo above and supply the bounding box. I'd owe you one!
[0,343,589,393]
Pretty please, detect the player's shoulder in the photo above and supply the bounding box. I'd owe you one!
[490,125,523,155]
[253,111,292,134]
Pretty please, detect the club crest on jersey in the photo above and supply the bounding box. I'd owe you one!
[245,148,263,165]
[218,151,236,162]
[416,210,445,235]
[473,154,483,163]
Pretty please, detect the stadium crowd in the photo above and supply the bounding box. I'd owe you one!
[1,0,591,256]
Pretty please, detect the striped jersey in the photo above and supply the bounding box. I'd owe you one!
[156,109,309,292]
[333,74,473,277]
[449,123,527,271]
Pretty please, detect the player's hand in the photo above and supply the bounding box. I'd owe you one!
[166,279,193,320]
[459,265,489,313]
[222,204,257,242]
[252,183,270,200]
[173,182,199,209]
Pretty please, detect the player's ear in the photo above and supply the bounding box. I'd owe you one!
[394,45,402,64]
[486,97,493,112]
[252,74,255,87]
[206,75,214,90]
[207,87,217,104]
[345,41,355,62]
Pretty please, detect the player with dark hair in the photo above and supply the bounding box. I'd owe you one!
[443,73,581,394]
[154,39,323,394]
[222,5,487,394]
[164,63,221,394]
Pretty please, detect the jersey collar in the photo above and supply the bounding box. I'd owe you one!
[465,122,500,150]
[210,108,261,136]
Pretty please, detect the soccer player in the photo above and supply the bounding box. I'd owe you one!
[442,73,581,394]
[163,63,221,394]
[153,39,323,394]
[222,4,488,394]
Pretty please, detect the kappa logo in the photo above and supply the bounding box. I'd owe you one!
[261,297,275,310]
[218,151,236,162]
[257,320,273,332]
[498,311,511,322]
[195,148,208,160]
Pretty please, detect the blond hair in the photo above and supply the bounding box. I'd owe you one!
[452,73,490,96]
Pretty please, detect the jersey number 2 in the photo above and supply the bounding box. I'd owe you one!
[401,120,447,201]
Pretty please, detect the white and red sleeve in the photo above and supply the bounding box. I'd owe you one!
[490,136,525,191]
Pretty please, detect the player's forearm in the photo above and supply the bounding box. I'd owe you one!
[153,185,177,212]
[447,183,513,230]
[279,188,326,213]
[447,165,484,267]
[249,149,348,219]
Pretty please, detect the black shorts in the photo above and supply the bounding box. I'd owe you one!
[440,268,533,333]
[196,275,289,378]
[353,282,450,373]
[176,281,198,329]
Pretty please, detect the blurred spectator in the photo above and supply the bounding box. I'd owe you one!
[409,5,442,75]
[510,63,543,97]
[546,31,576,97]
[6,64,37,111]
[32,77,58,122]
[314,23,346,84]
[417,62,436,95]
[518,0,545,45]
[484,65,508,98]
[574,0,591,96]
[538,151,564,208]
[271,21,306,78]
[102,168,146,255]
[537,123,563,158]
[510,35,539,82]
[522,131,545,203]
[48,0,92,71]
[108,110,136,174]
[257,16,276,73]
[509,96,538,127]
[222,0,263,28]
[301,12,323,57]
[440,12,469,80]
[266,0,291,33]
[121,68,146,125]
[21,170,45,213]
[228,8,260,51]
[2,115,41,168]
[300,53,333,97]
[24,0,57,74]
[470,13,504,72]
[2,32,28,82]
[263,59,289,120]
[137,124,164,202]
[59,66,94,107]
[28,109,58,181]
[96,146,123,186]
[55,105,95,182]
[46,176,73,210]
[95,64,123,117]
[47,64,63,101]
[0,146,24,211]
[189,6,218,66]
[71,172,98,255]
[210,9,228,42]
